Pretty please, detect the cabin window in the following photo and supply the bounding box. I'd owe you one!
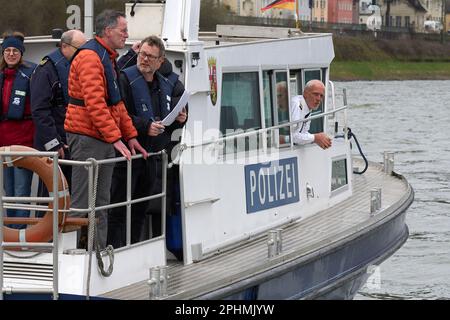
[331,157,348,195]
[221,72,261,133]
[220,72,261,153]
[262,70,291,148]
[290,68,327,134]
[275,71,290,147]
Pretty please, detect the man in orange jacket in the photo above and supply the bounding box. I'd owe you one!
[65,9,148,249]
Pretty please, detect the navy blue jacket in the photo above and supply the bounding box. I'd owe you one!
[74,39,122,106]
[0,63,36,120]
[119,60,186,156]
[122,65,178,122]
[31,53,69,152]
[117,48,137,71]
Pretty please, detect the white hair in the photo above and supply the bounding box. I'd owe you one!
[304,79,324,92]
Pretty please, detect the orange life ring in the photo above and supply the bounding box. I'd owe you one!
[1,145,70,244]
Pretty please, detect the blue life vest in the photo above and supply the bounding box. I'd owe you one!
[75,39,121,105]
[46,49,70,105]
[122,65,179,121]
[0,62,37,120]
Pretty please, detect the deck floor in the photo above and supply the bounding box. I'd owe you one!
[102,160,411,300]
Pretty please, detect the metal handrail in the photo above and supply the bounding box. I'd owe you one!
[1,149,169,300]
[329,80,336,114]
[0,151,60,300]
[185,105,348,149]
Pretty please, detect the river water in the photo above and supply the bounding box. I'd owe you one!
[333,80,450,300]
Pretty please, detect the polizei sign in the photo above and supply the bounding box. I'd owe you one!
[244,157,300,214]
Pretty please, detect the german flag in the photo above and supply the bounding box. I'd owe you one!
[261,0,296,12]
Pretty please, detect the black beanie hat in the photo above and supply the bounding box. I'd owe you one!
[2,36,25,55]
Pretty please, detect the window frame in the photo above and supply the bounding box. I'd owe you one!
[219,70,263,157]
[330,155,349,197]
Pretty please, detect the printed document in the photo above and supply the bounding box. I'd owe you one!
[161,90,190,126]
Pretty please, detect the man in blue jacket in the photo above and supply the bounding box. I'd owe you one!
[107,35,187,251]
[31,29,87,191]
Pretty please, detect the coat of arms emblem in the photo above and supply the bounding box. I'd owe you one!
[208,57,217,106]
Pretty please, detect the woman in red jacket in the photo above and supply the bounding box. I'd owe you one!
[0,32,36,229]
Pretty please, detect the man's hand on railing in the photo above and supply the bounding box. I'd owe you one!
[127,138,148,159]
[113,140,132,160]
[314,133,332,150]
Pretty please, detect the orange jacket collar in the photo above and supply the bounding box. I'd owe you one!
[95,36,119,60]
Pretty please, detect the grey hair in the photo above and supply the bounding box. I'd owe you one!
[277,81,287,90]
[60,30,75,46]
[304,79,324,92]
[95,9,125,37]
[141,35,166,57]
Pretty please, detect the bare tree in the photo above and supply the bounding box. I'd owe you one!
[385,0,392,27]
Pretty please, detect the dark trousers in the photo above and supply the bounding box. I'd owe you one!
[146,156,178,232]
[107,158,156,248]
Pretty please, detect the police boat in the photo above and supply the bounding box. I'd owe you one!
[0,0,413,300]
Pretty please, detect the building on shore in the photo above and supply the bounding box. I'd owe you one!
[376,0,427,32]
[424,0,445,23]
[296,0,313,22]
[328,0,354,24]
[312,0,328,22]
[219,0,448,34]
[352,0,361,23]
[221,0,312,21]
[359,0,375,25]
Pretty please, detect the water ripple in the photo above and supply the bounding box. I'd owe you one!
[337,80,450,300]
[416,199,450,205]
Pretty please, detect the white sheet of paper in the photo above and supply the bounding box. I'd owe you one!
[161,90,190,126]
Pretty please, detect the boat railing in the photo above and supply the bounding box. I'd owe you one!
[178,101,348,260]
[0,149,168,300]
[1,151,60,300]
[185,104,348,150]
[58,150,167,248]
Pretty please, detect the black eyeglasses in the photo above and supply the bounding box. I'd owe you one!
[138,51,161,61]
[62,42,79,50]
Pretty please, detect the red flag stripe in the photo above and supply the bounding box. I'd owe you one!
[261,0,295,12]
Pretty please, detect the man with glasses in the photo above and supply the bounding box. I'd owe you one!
[107,36,187,253]
[65,10,148,250]
[31,30,87,187]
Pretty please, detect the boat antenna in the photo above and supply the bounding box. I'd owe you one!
[130,0,142,17]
